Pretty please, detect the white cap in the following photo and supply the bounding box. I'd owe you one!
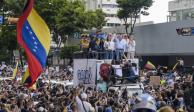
[81,92,87,99]
[38,107,44,112]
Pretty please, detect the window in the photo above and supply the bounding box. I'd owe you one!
[115,24,121,26]
[102,4,118,8]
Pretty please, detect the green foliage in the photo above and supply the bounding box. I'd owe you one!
[86,9,106,29]
[0,25,17,51]
[117,0,153,35]
[0,0,105,61]
[35,0,105,45]
[60,46,80,59]
[3,0,25,16]
[0,25,17,62]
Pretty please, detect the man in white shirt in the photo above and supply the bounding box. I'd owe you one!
[76,92,95,112]
[114,34,126,60]
[104,33,115,59]
[123,34,130,59]
[128,35,136,59]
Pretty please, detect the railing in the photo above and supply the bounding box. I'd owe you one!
[73,51,108,59]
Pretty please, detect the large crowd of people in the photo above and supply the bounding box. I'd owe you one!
[0,31,193,112]
[0,60,194,112]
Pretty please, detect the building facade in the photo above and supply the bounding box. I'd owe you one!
[101,0,122,27]
[81,0,140,28]
[168,0,194,21]
[81,0,99,11]
[100,0,140,28]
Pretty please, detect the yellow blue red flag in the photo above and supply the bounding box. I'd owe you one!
[145,61,156,70]
[17,0,51,87]
[12,62,18,80]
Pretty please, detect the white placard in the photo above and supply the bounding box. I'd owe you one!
[73,59,97,88]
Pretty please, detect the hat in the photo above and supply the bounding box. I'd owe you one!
[49,103,54,109]
[81,93,87,99]
[132,101,156,111]
[38,107,44,112]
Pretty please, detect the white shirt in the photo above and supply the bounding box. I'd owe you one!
[125,39,130,52]
[179,60,184,66]
[104,41,115,51]
[114,38,126,50]
[129,40,136,52]
[76,96,95,112]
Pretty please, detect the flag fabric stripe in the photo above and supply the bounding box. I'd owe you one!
[17,0,34,47]
[145,61,156,70]
[23,45,43,86]
[27,9,51,54]
[17,0,51,87]
[22,21,47,67]
[22,68,32,84]
[12,62,18,80]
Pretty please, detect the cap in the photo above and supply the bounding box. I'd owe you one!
[38,107,44,112]
[81,92,87,99]
[132,101,156,111]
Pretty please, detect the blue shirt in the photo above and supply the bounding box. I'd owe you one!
[105,107,112,112]
[114,38,126,50]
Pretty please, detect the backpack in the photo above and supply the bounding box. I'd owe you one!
[99,63,110,81]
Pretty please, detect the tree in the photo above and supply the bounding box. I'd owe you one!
[56,1,87,36]
[60,46,80,59]
[117,0,153,35]
[35,0,67,47]
[86,9,106,30]
[56,0,105,45]
[0,0,106,62]
[0,0,25,63]
[0,25,17,63]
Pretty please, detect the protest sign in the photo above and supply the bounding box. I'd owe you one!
[150,76,160,87]
[73,59,96,88]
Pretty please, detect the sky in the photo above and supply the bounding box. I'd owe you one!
[141,0,173,23]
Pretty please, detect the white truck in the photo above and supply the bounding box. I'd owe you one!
[108,83,144,97]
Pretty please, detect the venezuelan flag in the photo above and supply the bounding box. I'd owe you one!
[145,61,156,70]
[12,62,18,80]
[17,0,51,87]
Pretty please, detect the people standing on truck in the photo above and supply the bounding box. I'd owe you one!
[114,34,126,60]
[104,33,115,59]
[128,35,136,59]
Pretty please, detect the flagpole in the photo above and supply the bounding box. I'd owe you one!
[19,47,24,67]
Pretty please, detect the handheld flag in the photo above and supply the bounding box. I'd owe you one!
[173,62,179,70]
[17,0,51,87]
[145,61,156,70]
[12,62,18,80]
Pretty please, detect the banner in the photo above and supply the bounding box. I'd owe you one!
[96,60,113,80]
[96,60,104,80]
[73,59,96,88]
[150,76,160,87]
